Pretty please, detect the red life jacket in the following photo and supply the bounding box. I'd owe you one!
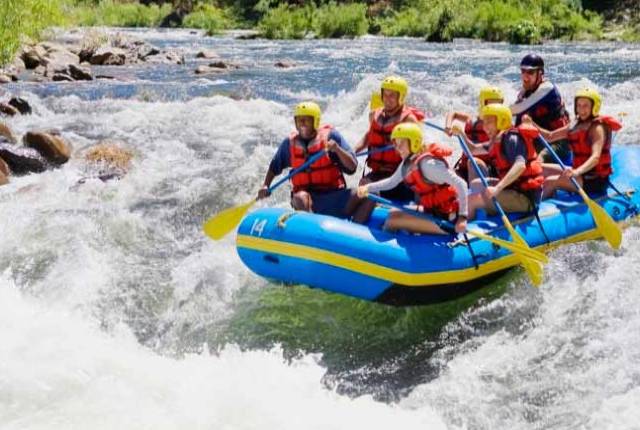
[568,115,621,179]
[403,143,459,217]
[489,124,544,192]
[455,119,492,176]
[289,125,346,193]
[465,118,490,144]
[365,106,425,173]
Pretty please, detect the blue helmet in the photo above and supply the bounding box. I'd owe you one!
[520,54,544,71]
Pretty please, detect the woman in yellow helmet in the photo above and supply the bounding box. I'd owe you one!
[526,88,622,198]
[445,86,504,183]
[357,123,469,235]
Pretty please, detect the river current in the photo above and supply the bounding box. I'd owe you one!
[1,28,640,429]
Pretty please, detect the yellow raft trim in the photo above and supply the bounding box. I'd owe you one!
[237,213,637,287]
[237,234,519,286]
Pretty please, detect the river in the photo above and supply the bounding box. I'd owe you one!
[1,28,639,429]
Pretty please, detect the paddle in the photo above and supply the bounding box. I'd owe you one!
[536,134,622,249]
[367,193,547,264]
[425,121,545,285]
[203,150,327,240]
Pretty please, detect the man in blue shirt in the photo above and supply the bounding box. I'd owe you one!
[257,102,369,221]
[510,54,571,164]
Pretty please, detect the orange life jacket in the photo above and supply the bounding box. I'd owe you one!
[489,124,544,192]
[365,106,425,173]
[568,115,621,179]
[403,143,459,217]
[289,125,346,193]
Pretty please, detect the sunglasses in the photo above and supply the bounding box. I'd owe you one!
[520,68,539,75]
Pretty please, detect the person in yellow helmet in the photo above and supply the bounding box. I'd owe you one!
[444,86,504,182]
[355,76,425,203]
[357,123,469,235]
[524,88,622,198]
[257,101,370,221]
[467,104,545,219]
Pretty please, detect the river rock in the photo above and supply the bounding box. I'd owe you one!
[209,60,239,69]
[8,97,32,115]
[43,48,80,68]
[196,49,219,59]
[21,45,47,69]
[90,47,127,66]
[145,50,185,65]
[68,64,93,81]
[23,131,71,165]
[0,156,9,181]
[0,75,11,84]
[0,122,16,143]
[0,103,19,116]
[275,60,296,68]
[0,143,47,175]
[34,65,46,75]
[52,73,74,82]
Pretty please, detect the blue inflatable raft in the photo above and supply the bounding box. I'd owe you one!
[236,146,640,306]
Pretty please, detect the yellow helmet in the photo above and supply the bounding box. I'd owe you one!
[369,90,383,111]
[480,104,512,131]
[294,101,321,130]
[391,123,423,154]
[381,76,409,105]
[479,86,504,112]
[574,87,601,117]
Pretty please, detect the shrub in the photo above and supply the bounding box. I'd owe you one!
[508,20,542,44]
[71,0,171,28]
[378,7,434,37]
[258,4,313,39]
[183,4,235,35]
[0,0,68,65]
[313,2,368,38]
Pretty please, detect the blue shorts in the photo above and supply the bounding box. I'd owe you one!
[293,188,353,219]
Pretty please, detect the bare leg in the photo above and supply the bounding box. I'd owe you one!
[467,192,485,220]
[344,189,375,224]
[383,210,448,235]
[543,174,583,199]
[467,158,489,189]
[291,191,313,212]
[542,163,563,178]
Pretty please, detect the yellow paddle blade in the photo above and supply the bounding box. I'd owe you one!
[502,216,545,287]
[466,230,548,264]
[203,200,256,241]
[578,189,623,249]
[521,256,544,286]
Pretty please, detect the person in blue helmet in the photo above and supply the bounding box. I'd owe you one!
[510,54,571,165]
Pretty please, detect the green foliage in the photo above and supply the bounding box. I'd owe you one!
[0,0,68,66]
[508,20,542,45]
[70,0,171,27]
[258,4,313,39]
[377,7,434,37]
[378,0,602,44]
[314,2,368,38]
[183,4,235,35]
